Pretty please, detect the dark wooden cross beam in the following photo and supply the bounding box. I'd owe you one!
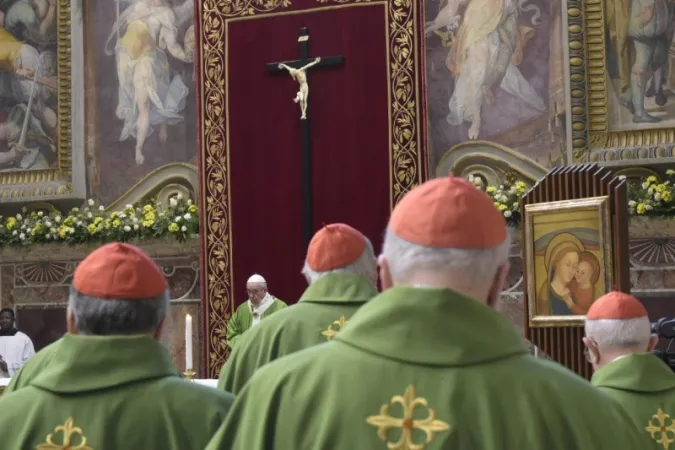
[267,27,344,246]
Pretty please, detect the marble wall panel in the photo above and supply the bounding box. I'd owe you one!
[0,239,204,376]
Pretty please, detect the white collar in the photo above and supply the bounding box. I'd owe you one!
[249,293,275,316]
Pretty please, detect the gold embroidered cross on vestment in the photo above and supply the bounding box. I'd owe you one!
[36,417,93,450]
[366,384,450,450]
[646,408,675,449]
[320,315,348,341]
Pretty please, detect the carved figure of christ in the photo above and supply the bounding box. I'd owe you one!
[266,27,344,246]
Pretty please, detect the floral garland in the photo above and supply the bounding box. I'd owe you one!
[469,172,675,226]
[467,175,527,226]
[0,194,198,247]
[627,171,675,216]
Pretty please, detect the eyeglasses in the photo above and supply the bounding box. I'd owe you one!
[247,289,261,295]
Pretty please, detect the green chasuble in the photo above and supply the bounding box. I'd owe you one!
[0,334,235,449]
[591,353,675,448]
[5,337,62,394]
[226,296,287,348]
[218,273,377,393]
[206,287,643,450]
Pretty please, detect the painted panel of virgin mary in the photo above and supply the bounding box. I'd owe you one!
[525,198,613,326]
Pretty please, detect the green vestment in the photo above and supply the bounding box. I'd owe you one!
[5,337,62,394]
[0,334,235,449]
[218,273,377,393]
[226,297,287,349]
[591,353,675,449]
[206,287,643,450]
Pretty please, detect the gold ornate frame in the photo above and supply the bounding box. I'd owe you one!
[524,197,613,327]
[0,1,86,202]
[197,0,425,377]
[568,0,675,164]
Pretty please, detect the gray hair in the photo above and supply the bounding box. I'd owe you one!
[585,317,652,349]
[68,286,169,335]
[381,228,510,286]
[301,238,377,284]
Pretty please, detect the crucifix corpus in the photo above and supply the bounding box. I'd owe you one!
[267,27,344,245]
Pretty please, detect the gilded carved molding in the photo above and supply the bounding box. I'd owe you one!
[567,0,589,162]
[198,0,423,377]
[570,0,675,164]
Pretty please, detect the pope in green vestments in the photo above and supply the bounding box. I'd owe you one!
[207,177,643,449]
[227,274,287,348]
[0,242,236,449]
[584,291,675,449]
[219,223,378,393]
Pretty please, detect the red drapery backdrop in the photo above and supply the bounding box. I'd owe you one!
[227,5,390,305]
[197,0,427,377]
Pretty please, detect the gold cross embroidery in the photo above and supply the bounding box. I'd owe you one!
[36,417,92,450]
[646,408,675,450]
[320,315,348,341]
[366,384,450,450]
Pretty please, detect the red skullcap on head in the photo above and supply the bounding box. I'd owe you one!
[73,243,167,299]
[586,291,648,320]
[389,176,507,249]
[306,223,367,272]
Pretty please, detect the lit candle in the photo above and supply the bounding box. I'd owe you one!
[185,314,193,371]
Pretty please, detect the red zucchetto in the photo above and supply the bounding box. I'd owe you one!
[306,223,367,272]
[389,176,507,249]
[73,242,167,299]
[586,291,648,320]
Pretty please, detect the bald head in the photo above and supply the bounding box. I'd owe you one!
[378,177,510,305]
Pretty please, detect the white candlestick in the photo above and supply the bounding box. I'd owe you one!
[185,314,193,371]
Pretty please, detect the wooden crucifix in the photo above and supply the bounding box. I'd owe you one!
[267,27,344,245]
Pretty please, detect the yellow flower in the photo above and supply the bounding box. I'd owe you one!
[87,224,97,234]
[110,212,119,219]
[143,204,154,213]
[188,204,197,214]
[31,223,42,236]
[667,169,675,176]
[94,217,103,225]
[112,219,121,228]
[486,186,497,194]
[64,216,74,226]
[636,203,646,215]
[515,181,527,193]
[647,176,658,184]
[144,211,156,222]
[142,220,154,228]
[663,191,672,202]
[498,204,507,212]
[655,184,666,193]
[168,222,180,233]
[6,217,16,230]
[58,225,68,238]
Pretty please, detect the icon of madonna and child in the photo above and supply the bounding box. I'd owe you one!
[535,231,606,317]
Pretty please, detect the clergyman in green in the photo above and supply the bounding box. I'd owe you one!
[0,242,234,449]
[206,176,642,450]
[218,223,378,393]
[585,291,675,449]
[226,274,287,348]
